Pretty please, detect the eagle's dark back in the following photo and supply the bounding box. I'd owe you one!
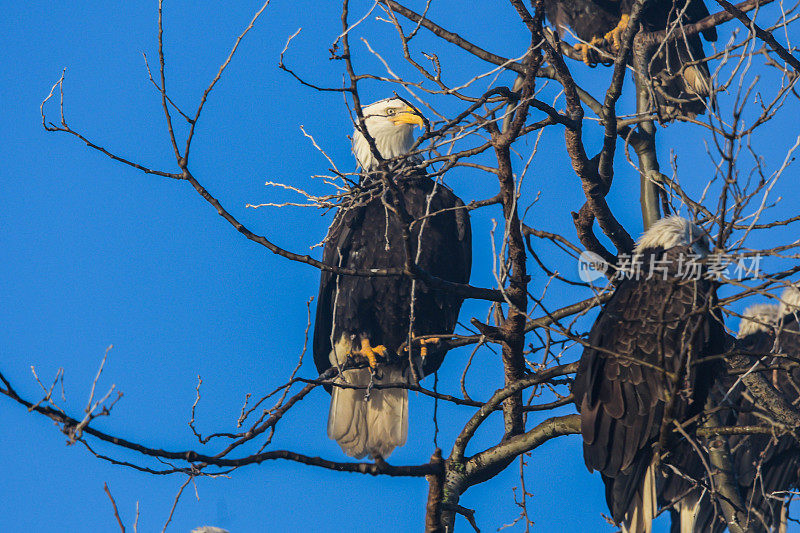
[543,0,717,117]
[313,172,471,379]
[544,1,716,43]
[312,169,471,459]
[543,0,621,41]
[573,245,724,526]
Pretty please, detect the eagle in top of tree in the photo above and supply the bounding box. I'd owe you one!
[543,0,718,117]
[312,98,472,459]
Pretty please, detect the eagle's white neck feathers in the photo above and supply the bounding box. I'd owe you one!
[738,303,780,337]
[352,98,420,171]
[634,216,708,254]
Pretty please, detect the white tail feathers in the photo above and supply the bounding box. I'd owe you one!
[676,494,701,533]
[328,368,369,456]
[622,461,657,533]
[327,366,408,459]
[684,65,712,97]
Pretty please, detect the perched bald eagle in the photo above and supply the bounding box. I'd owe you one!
[543,0,717,117]
[573,216,726,533]
[671,287,800,532]
[312,98,472,459]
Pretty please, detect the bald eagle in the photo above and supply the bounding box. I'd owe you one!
[671,287,800,532]
[573,216,726,533]
[312,98,472,459]
[543,0,717,117]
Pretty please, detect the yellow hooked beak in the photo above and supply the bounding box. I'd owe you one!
[392,106,424,128]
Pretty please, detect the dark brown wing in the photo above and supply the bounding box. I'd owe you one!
[414,183,472,375]
[312,171,471,381]
[683,0,718,41]
[312,197,366,376]
[573,246,723,522]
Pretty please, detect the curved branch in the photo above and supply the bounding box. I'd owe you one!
[465,414,580,478]
[450,362,578,464]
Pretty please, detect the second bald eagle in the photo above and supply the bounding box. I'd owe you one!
[573,216,726,533]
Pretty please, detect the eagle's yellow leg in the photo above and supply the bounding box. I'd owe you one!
[418,337,440,358]
[355,338,388,370]
[400,333,441,358]
[573,36,603,65]
[603,14,630,52]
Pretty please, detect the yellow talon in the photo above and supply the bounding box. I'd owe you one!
[603,14,630,52]
[573,42,591,66]
[418,337,440,358]
[573,36,603,66]
[355,338,387,370]
[373,344,388,359]
[401,333,441,358]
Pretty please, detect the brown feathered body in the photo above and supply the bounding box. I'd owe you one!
[573,244,725,531]
[313,167,471,458]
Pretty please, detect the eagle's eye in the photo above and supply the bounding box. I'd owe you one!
[386,108,396,116]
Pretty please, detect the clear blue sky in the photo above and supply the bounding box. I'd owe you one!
[2,1,800,532]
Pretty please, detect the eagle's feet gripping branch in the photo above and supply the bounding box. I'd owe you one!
[417,337,438,358]
[351,337,389,371]
[399,333,440,359]
[573,14,630,66]
[602,13,630,53]
[573,37,604,66]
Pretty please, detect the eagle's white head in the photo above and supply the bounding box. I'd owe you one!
[779,285,800,317]
[737,303,780,337]
[633,215,710,256]
[352,98,424,171]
